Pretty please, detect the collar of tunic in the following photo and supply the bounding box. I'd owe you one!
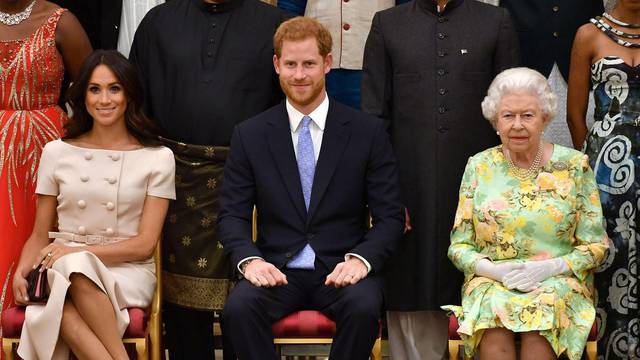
[417,0,464,15]
[191,0,241,13]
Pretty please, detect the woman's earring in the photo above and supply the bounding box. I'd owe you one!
[496,131,500,135]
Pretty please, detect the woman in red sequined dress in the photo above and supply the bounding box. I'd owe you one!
[0,0,91,342]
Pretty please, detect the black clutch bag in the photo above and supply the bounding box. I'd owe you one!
[26,265,49,303]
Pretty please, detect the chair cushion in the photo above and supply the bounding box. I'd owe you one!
[1,306,148,339]
[1,307,25,338]
[272,310,336,338]
[124,307,149,337]
[448,314,598,341]
[588,321,597,341]
[448,315,461,340]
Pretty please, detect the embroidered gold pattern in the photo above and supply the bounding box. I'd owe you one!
[169,254,176,264]
[197,257,208,269]
[181,235,192,247]
[200,216,211,228]
[186,196,196,208]
[206,177,217,189]
[0,9,66,225]
[204,146,215,158]
[163,271,230,310]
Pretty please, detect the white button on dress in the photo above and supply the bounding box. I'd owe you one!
[77,200,86,209]
[84,152,93,160]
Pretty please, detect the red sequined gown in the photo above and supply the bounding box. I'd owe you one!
[0,8,66,339]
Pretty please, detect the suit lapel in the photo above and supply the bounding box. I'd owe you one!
[307,100,351,224]
[267,103,307,222]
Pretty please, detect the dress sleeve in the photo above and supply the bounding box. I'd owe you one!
[147,147,176,200]
[562,155,608,281]
[35,141,59,196]
[448,156,487,277]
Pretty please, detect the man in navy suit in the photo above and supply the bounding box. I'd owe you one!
[218,16,404,360]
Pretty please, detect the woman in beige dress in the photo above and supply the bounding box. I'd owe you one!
[10,49,175,360]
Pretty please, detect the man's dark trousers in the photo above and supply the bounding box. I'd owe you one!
[222,260,383,360]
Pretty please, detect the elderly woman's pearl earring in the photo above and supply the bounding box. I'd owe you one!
[496,131,500,135]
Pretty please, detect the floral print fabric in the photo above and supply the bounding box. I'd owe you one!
[443,145,607,360]
[586,55,640,360]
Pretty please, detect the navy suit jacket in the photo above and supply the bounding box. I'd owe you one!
[218,99,404,274]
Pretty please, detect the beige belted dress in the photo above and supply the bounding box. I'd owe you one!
[17,140,175,360]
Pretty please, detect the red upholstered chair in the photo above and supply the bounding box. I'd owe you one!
[447,314,597,360]
[1,243,163,360]
[272,310,382,360]
[252,209,381,359]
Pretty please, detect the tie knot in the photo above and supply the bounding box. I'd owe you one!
[302,116,312,129]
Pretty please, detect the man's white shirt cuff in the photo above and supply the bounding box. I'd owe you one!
[345,253,372,273]
[237,256,264,275]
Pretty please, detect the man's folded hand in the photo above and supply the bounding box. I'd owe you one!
[244,259,288,288]
[325,257,368,288]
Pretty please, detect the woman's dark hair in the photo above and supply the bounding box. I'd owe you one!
[64,49,164,145]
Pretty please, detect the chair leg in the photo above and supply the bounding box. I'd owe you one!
[2,338,15,360]
[586,341,597,360]
[134,339,148,360]
[149,313,161,360]
[370,337,381,360]
[449,339,464,360]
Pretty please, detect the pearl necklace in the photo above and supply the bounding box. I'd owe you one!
[504,142,543,181]
[0,0,36,26]
[603,12,640,29]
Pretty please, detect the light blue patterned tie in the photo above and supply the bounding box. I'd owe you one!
[287,115,316,269]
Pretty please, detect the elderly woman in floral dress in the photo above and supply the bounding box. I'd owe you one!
[443,67,608,360]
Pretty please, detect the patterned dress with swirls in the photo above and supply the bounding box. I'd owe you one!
[443,145,607,360]
[587,56,640,360]
[0,8,67,339]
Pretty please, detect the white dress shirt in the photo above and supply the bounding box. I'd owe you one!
[238,94,372,274]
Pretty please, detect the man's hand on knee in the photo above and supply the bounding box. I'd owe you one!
[325,258,368,288]
[244,259,288,287]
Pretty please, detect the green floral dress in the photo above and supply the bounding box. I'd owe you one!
[442,145,608,360]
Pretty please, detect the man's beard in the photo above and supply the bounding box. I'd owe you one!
[280,77,325,108]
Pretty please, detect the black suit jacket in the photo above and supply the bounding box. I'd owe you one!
[500,0,603,79]
[218,99,404,274]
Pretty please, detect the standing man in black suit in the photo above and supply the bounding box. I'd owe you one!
[219,16,404,360]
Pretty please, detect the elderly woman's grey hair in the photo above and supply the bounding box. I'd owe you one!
[481,67,558,129]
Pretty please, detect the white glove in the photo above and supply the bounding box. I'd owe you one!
[502,257,570,292]
[474,259,524,282]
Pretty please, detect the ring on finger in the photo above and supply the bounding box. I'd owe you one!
[47,252,53,258]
